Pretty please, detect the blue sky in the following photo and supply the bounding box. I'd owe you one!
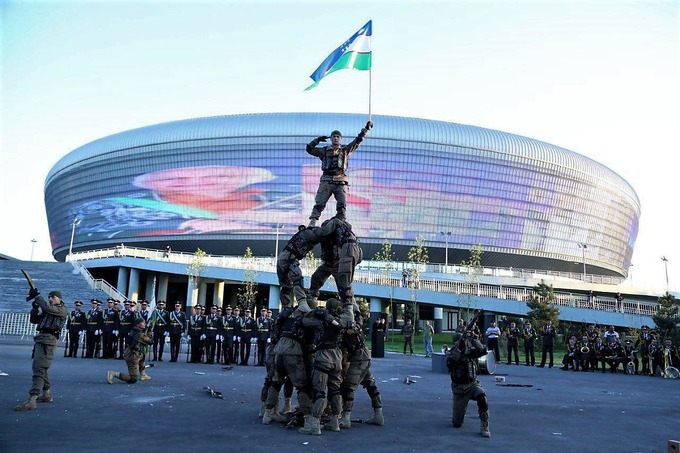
[1,0,678,292]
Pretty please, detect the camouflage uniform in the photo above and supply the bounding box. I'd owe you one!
[306,125,370,223]
[446,334,491,437]
[108,323,153,384]
[15,292,67,411]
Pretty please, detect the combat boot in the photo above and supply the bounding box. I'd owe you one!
[338,411,352,429]
[271,400,287,422]
[282,397,293,414]
[37,389,53,403]
[14,395,38,411]
[262,408,275,424]
[325,415,340,432]
[480,411,491,438]
[140,371,151,381]
[107,370,118,384]
[298,415,312,434]
[259,401,266,417]
[365,408,385,426]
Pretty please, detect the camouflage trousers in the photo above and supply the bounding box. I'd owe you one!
[30,342,57,396]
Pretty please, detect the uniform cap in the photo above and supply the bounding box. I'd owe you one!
[74,301,83,306]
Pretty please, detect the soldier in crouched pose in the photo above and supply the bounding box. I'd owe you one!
[446,331,491,438]
[107,317,153,384]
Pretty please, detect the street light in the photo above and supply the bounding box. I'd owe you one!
[439,231,451,269]
[69,218,81,259]
[661,256,669,292]
[30,239,37,261]
[577,243,588,281]
[274,224,283,258]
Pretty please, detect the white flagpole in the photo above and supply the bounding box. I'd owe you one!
[369,67,372,122]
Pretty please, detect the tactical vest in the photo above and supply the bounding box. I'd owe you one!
[314,311,343,350]
[320,240,340,264]
[285,229,319,259]
[321,146,348,175]
[38,307,66,335]
[127,328,147,352]
[447,354,478,385]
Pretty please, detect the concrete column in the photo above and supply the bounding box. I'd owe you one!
[268,286,280,316]
[213,281,225,308]
[434,307,443,333]
[369,297,383,335]
[186,278,198,308]
[198,281,208,307]
[158,273,169,302]
[145,274,156,301]
[117,267,129,298]
[128,268,140,301]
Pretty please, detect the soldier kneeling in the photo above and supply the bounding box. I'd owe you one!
[107,317,153,384]
[446,332,491,438]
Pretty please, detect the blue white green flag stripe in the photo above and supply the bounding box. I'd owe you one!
[305,20,372,91]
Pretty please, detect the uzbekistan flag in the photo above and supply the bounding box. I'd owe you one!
[305,20,372,91]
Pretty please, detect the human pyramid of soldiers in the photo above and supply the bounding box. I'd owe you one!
[257,120,384,435]
[556,324,679,376]
[65,120,380,433]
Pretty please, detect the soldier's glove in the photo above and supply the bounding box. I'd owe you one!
[164,331,170,337]
[365,120,373,130]
[200,334,206,340]
[113,330,119,336]
[237,336,241,342]
[27,287,40,301]
[318,136,329,142]
[79,330,85,336]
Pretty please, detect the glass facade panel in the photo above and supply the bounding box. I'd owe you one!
[45,113,639,276]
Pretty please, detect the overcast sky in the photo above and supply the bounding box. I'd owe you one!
[1,0,678,293]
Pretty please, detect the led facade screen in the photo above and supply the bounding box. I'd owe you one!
[45,113,640,276]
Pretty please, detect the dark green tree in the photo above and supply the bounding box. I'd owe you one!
[527,281,561,331]
[652,292,680,343]
[457,244,483,322]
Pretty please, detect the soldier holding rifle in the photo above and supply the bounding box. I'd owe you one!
[445,310,491,438]
[15,272,67,411]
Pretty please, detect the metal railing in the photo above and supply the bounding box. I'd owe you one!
[70,260,126,301]
[68,246,657,317]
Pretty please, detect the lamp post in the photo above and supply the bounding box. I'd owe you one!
[577,243,588,281]
[30,239,37,261]
[274,224,283,258]
[661,256,669,292]
[439,231,451,270]
[69,218,81,259]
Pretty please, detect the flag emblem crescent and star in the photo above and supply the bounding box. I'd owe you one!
[305,20,372,91]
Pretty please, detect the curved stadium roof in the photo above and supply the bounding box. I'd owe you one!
[45,113,640,277]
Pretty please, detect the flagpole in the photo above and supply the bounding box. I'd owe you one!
[368,67,372,122]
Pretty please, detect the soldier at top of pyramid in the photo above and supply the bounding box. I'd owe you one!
[306,120,373,227]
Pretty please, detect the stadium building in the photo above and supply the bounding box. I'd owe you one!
[45,112,639,278]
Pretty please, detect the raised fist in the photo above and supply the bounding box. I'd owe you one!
[365,121,373,130]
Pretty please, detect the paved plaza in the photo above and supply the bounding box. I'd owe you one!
[1,337,678,453]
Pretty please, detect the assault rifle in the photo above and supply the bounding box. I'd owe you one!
[458,309,484,350]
